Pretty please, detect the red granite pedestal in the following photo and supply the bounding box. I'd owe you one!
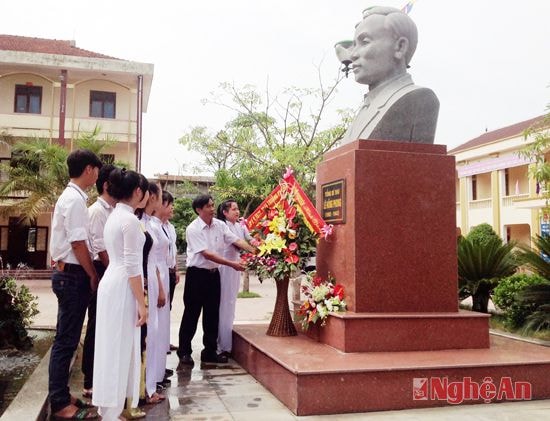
[312,140,488,352]
[232,140,550,415]
[233,326,550,416]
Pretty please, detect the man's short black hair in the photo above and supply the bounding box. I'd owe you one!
[162,190,174,205]
[67,149,103,178]
[192,194,213,215]
[96,164,116,194]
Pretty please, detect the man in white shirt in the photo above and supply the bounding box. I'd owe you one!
[81,164,117,399]
[177,194,256,367]
[48,149,102,420]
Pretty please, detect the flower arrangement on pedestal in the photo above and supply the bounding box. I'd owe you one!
[298,272,346,331]
[242,167,333,336]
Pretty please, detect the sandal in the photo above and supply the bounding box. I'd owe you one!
[145,392,165,404]
[51,406,99,420]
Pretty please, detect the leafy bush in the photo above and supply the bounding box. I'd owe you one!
[518,283,550,333]
[493,273,548,328]
[466,223,502,247]
[0,276,39,349]
[457,236,517,313]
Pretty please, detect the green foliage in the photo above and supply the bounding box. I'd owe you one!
[466,223,502,247]
[179,77,353,215]
[518,106,550,203]
[172,197,196,253]
[516,281,550,333]
[0,126,114,223]
[237,291,261,298]
[457,236,518,313]
[0,276,39,350]
[493,273,548,328]
[517,234,550,279]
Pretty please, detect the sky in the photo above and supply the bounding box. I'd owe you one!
[2,0,550,177]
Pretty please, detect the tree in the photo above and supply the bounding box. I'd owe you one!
[518,105,550,203]
[458,235,518,313]
[179,72,353,216]
[466,223,502,247]
[0,127,115,223]
[171,197,196,253]
[516,234,550,332]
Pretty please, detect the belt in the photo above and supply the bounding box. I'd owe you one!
[56,261,86,274]
[188,266,218,273]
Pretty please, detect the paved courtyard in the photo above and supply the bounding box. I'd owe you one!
[21,277,550,420]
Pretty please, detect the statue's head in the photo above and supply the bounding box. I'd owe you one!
[341,6,418,90]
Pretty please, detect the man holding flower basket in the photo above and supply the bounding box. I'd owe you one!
[176,194,256,367]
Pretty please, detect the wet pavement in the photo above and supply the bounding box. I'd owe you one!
[21,277,550,420]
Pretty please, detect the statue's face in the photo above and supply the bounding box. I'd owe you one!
[350,14,398,90]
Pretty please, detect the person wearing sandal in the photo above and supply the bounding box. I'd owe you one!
[49,149,102,421]
[92,170,148,420]
[140,183,168,404]
[82,164,117,401]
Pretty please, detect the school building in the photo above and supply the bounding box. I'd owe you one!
[0,35,153,268]
[450,115,548,247]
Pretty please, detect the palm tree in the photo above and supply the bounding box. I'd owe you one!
[516,234,550,332]
[0,127,113,223]
[517,283,550,332]
[458,236,518,313]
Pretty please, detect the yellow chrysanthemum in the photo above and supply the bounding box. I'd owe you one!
[258,233,287,256]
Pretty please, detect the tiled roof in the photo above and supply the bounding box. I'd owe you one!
[0,34,120,60]
[449,115,546,154]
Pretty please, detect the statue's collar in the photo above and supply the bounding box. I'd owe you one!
[364,73,413,107]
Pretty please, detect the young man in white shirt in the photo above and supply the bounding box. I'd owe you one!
[81,164,117,399]
[48,149,102,420]
[177,194,256,367]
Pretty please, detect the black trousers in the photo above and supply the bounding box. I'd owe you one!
[48,267,91,413]
[169,270,176,309]
[177,266,220,358]
[81,261,106,389]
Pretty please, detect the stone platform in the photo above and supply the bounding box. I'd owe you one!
[306,310,489,352]
[233,324,550,416]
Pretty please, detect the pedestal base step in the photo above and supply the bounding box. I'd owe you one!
[307,310,490,352]
[233,324,550,416]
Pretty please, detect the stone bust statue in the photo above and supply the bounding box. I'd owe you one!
[336,6,439,144]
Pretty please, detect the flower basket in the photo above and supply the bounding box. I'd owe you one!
[297,272,347,331]
[266,276,297,336]
[242,168,333,337]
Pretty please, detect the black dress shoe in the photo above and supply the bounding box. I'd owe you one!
[201,353,228,364]
[177,354,194,368]
[165,368,174,377]
[169,344,179,351]
[157,379,171,389]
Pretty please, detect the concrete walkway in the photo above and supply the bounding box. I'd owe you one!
[22,277,550,420]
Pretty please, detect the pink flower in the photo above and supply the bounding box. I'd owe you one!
[288,242,298,252]
[321,224,334,240]
[283,166,294,180]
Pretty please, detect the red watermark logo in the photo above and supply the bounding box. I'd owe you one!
[413,377,532,404]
